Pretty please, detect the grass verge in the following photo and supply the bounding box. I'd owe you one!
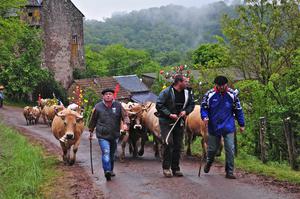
[190,137,300,185]
[0,123,57,198]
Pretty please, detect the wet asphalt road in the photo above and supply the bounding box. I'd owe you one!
[0,106,299,199]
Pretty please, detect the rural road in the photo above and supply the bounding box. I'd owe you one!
[0,106,299,199]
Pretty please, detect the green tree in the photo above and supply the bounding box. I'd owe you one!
[192,42,231,68]
[222,0,300,85]
[222,0,300,163]
[80,44,161,77]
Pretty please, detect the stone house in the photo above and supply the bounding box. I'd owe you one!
[22,0,85,88]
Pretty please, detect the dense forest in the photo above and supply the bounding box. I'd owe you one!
[84,2,236,66]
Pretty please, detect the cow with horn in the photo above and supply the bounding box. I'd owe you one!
[52,108,84,165]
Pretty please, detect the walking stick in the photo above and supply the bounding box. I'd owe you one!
[89,133,94,174]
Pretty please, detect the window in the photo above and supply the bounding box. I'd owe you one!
[72,34,78,44]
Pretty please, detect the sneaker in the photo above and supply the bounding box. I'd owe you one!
[172,170,183,177]
[204,163,212,173]
[105,171,111,181]
[163,169,173,178]
[111,171,116,177]
[225,173,236,179]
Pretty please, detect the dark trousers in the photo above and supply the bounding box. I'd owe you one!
[0,98,3,108]
[160,120,184,171]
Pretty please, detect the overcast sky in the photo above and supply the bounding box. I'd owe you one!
[71,0,224,20]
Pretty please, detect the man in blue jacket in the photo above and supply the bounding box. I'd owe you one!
[201,76,245,179]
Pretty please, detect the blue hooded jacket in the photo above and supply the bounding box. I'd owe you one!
[201,87,245,136]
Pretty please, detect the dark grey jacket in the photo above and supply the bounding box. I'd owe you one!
[156,86,195,122]
[88,101,129,141]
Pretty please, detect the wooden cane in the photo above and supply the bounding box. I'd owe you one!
[90,135,94,174]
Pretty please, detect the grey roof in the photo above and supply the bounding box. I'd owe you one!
[26,0,42,7]
[142,73,157,79]
[131,92,157,103]
[114,75,149,93]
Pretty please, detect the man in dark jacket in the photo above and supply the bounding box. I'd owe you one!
[201,76,245,179]
[89,88,130,181]
[156,75,195,177]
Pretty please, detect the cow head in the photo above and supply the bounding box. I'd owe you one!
[127,110,142,130]
[57,110,83,140]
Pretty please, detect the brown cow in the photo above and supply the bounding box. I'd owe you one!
[43,105,65,126]
[140,102,163,158]
[185,105,208,157]
[31,106,41,124]
[185,105,223,157]
[119,103,146,162]
[52,109,84,165]
[23,106,34,125]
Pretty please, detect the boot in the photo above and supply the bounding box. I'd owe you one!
[172,170,183,177]
[204,162,212,173]
[225,173,236,179]
[163,169,173,178]
[105,171,111,181]
[111,171,116,177]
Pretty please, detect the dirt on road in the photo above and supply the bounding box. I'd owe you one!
[0,106,299,199]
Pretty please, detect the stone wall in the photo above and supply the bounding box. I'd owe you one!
[41,0,85,88]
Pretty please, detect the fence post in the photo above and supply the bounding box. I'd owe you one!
[283,117,298,170]
[259,117,267,163]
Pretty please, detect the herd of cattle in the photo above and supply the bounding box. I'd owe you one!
[23,100,208,165]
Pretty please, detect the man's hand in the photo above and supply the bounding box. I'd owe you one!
[179,111,187,118]
[169,114,179,120]
[240,126,245,133]
[203,117,209,127]
[123,124,129,131]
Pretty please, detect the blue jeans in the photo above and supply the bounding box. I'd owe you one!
[207,133,235,174]
[98,139,117,173]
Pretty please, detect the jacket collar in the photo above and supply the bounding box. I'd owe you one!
[214,86,228,96]
[170,86,189,109]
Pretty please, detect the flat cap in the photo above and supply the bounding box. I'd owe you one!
[101,88,115,95]
[214,76,228,86]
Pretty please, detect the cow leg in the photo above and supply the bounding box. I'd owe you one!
[153,136,163,160]
[70,139,81,166]
[201,138,207,159]
[154,137,159,158]
[120,135,128,163]
[202,133,208,159]
[131,136,138,158]
[60,142,68,165]
[42,114,47,125]
[186,131,192,156]
[138,133,146,156]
